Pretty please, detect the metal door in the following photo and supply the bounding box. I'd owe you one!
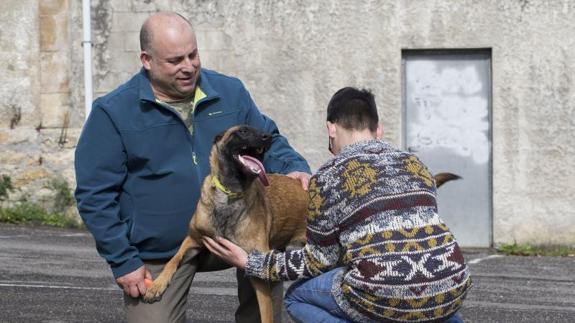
[403,50,492,247]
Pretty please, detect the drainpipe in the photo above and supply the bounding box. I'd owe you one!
[82,0,93,120]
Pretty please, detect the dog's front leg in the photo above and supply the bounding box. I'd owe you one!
[250,278,275,323]
[143,235,201,302]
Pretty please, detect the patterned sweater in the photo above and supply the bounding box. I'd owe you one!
[246,140,471,322]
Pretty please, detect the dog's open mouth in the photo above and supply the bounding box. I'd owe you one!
[237,154,269,186]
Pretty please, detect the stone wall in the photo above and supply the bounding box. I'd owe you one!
[1,0,52,209]
[1,0,574,245]
[0,0,82,213]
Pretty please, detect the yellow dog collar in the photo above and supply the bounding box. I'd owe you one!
[211,176,243,199]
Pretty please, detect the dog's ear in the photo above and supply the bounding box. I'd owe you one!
[434,172,461,188]
[213,132,225,144]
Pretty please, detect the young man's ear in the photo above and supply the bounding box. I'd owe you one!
[376,123,383,139]
[326,121,337,138]
[326,121,338,154]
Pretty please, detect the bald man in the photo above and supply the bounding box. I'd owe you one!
[75,11,311,323]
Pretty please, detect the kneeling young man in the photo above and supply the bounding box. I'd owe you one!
[204,87,471,323]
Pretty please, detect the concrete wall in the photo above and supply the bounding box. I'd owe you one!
[1,0,573,246]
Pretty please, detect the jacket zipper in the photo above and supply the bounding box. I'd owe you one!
[154,100,198,167]
[190,98,204,177]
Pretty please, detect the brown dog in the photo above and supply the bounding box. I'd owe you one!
[143,125,460,322]
[143,125,308,322]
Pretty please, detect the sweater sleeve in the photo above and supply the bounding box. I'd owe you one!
[245,174,342,281]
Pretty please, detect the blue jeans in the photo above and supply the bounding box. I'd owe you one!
[284,268,352,323]
[284,267,465,323]
[445,312,464,323]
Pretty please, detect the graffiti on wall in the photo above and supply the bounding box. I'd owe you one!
[407,61,490,165]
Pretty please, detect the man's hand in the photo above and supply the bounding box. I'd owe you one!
[116,265,152,298]
[287,171,311,190]
[202,236,248,270]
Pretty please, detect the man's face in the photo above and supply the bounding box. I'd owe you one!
[141,26,201,101]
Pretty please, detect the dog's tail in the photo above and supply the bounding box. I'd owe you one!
[434,172,462,188]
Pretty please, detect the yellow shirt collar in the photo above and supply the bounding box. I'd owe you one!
[192,86,207,108]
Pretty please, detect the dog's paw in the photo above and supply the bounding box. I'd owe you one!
[142,281,168,303]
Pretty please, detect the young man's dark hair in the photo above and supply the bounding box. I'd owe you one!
[326,87,379,132]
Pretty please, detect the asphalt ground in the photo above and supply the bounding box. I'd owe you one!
[0,224,573,323]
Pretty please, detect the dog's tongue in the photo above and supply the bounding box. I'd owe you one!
[238,155,269,186]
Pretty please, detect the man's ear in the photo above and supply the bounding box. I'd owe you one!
[376,123,383,139]
[140,51,152,70]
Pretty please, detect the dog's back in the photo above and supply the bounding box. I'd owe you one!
[265,174,308,249]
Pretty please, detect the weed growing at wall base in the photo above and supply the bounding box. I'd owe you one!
[50,178,75,213]
[0,174,82,229]
[0,202,82,229]
[497,242,575,257]
[0,175,14,202]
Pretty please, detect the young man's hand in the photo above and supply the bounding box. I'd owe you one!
[286,171,311,190]
[202,236,248,270]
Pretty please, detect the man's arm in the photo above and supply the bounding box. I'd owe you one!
[239,86,312,178]
[74,104,143,280]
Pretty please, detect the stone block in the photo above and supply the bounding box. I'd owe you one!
[12,167,53,187]
[197,30,232,51]
[107,31,126,53]
[40,0,68,15]
[110,0,132,12]
[0,151,39,167]
[0,102,21,130]
[0,0,39,53]
[112,12,149,32]
[132,0,156,12]
[40,14,69,51]
[124,31,141,52]
[107,51,140,78]
[198,50,223,72]
[40,93,71,128]
[40,128,81,150]
[94,72,120,96]
[40,149,74,171]
[0,52,41,130]
[9,112,42,131]
[132,0,171,12]
[40,52,70,93]
[35,186,56,206]
[0,128,39,146]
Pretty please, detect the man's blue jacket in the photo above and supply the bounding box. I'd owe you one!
[74,68,310,278]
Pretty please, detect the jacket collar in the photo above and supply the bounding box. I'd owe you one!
[137,68,219,107]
